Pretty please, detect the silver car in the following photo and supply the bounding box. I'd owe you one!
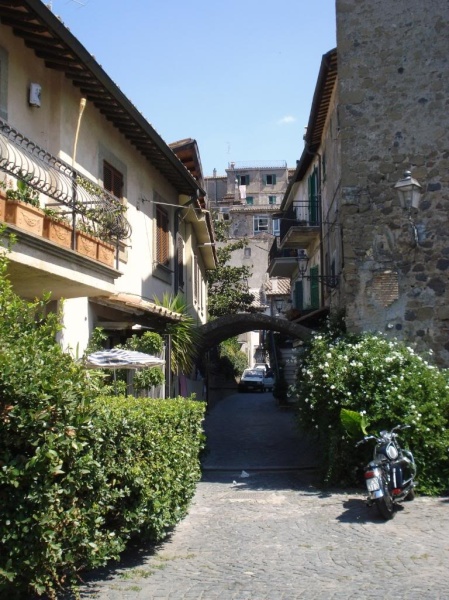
[238,368,265,393]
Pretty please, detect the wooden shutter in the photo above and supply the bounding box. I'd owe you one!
[310,265,320,309]
[176,235,184,290]
[103,161,123,198]
[156,206,169,266]
[294,280,304,310]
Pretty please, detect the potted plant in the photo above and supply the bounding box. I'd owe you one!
[4,176,45,236]
[43,208,73,249]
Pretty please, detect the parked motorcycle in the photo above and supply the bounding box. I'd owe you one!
[356,424,417,520]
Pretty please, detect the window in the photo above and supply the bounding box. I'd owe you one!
[265,174,276,185]
[272,218,280,236]
[246,196,254,205]
[176,234,184,291]
[254,215,269,233]
[103,161,123,198]
[0,46,8,120]
[268,196,276,205]
[244,247,251,258]
[238,174,249,186]
[156,205,170,266]
[308,166,319,224]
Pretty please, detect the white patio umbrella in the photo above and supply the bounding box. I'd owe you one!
[84,348,165,370]
[84,348,165,394]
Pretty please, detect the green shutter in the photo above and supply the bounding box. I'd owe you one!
[294,280,304,310]
[310,265,320,309]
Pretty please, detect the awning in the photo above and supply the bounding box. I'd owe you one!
[0,119,131,241]
[92,293,183,328]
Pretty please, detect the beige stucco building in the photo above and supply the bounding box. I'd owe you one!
[0,1,216,393]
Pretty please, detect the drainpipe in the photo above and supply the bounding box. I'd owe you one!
[71,97,87,250]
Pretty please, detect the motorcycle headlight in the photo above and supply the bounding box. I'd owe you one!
[386,443,398,460]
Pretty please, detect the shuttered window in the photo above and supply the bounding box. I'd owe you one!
[176,234,184,290]
[103,161,123,199]
[156,206,169,266]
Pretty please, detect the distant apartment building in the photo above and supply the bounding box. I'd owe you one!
[205,162,293,366]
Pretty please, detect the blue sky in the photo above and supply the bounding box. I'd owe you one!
[49,0,336,176]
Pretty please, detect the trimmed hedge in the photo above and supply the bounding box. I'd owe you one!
[0,395,205,598]
[0,234,206,598]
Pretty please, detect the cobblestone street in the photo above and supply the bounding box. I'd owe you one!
[74,393,449,600]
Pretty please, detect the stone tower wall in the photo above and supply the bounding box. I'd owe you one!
[336,0,449,366]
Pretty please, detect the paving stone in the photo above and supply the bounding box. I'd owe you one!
[71,393,449,600]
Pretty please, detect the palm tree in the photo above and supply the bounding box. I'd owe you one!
[153,293,203,376]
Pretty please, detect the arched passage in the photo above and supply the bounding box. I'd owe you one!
[196,312,313,351]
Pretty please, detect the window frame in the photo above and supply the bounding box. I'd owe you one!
[253,214,269,234]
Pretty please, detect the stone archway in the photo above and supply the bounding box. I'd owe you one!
[196,312,313,352]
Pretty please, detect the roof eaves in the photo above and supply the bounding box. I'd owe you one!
[3,0,202,197]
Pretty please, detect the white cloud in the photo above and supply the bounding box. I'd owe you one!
[277,115,297,125]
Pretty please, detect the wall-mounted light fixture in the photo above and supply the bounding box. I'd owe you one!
[275,297,284,315]
[394,170,422,210]
[297,248,339,289]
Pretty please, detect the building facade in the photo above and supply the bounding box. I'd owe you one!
[270,0,449,367]
[205,162,292,367]
[0,1,216,393]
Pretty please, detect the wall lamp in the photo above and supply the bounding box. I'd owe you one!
[394,170,423,246]
[297,249,339,289]
[394,170,422,210]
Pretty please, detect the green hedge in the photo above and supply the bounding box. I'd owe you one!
[0,394,205,598]
[0,236,206,598]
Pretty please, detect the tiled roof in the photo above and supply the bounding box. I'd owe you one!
[264,278,291,296]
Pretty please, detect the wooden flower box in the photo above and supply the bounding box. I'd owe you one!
[4,200,45,236]
[97,239,115,266]
[76,230,98,260]
[43,217,73,249]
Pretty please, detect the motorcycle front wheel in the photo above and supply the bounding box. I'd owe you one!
[375,478,395,520]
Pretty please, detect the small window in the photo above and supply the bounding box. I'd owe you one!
[244,247,251,258]
[254,215,269,233]
[272,218,280,236]
[103,161,123,199]
[268,196,276,205]
[265,174,276,185]
[246,196,254,205]
[238,174,249,186]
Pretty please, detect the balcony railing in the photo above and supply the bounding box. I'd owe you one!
[0,119,131,249]
[268,236,300,264]
[281,199,318,233]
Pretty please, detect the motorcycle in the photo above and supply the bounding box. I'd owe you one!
[356,424,417,520]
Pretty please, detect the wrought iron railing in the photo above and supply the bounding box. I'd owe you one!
[0,119,131,245]
[268,236,301,265]
[279,201,320,241]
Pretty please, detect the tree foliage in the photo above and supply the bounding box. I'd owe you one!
[206,218,256,318]
[153,293,202,375]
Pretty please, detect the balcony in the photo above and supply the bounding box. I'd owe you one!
[268,237,302,278]
[279,202,320,248]
[0,120,131,300]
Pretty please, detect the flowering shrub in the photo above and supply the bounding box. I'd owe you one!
[293,332,449,494]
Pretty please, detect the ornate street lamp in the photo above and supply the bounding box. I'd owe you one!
[394,170,422,210]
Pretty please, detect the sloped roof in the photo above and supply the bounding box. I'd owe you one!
[281,48,337,209]
[264,278,291,296]
[0,0,204,197]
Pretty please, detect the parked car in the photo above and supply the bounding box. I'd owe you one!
[238,368,265,393]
